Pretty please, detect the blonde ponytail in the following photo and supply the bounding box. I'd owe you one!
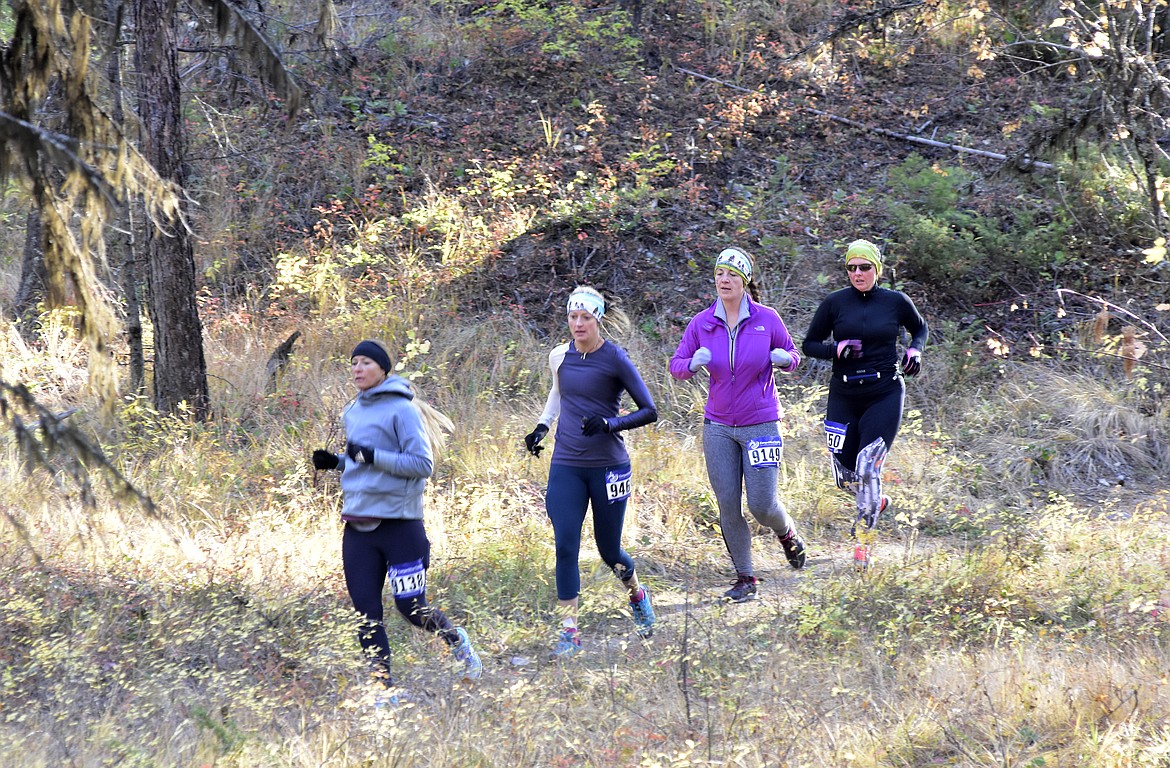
[412,394,454,455]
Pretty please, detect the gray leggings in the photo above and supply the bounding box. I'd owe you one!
[703,420,795,576]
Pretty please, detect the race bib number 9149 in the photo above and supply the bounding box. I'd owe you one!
[747,435,783,467]
[388,559,426,598]
[606,468,633,502]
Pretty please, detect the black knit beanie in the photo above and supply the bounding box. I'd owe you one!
[351,340,392,373]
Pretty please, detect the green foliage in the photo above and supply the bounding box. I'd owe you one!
[475,0,641,70]
[362,134,409,185]
[888,154,1071,305]
[0,3,13,42]
[1052,153,1164,244]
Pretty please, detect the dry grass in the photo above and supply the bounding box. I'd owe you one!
[959,366,1170,494]
[2,311,1169,767]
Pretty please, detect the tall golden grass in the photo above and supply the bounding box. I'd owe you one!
[2,297,1168,766]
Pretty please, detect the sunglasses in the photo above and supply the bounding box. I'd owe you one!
[846,263,874,273]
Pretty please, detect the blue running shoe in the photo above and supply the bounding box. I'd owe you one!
[551,627,582,658]
[370,686,413,712]
[451,627,482,680]
[630,588,656,638]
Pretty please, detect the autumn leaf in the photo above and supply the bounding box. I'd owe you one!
[1142,237,1166,264]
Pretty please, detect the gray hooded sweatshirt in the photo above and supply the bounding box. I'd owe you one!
[336,375,432,521]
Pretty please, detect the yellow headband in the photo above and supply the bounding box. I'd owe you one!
[845,239,883,277]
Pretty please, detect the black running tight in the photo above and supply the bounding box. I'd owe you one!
[341,518,459,676]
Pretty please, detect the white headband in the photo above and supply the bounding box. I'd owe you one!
[567,290,605,320]
[715,247,753,282]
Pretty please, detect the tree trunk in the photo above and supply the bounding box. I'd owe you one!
[12,208,46,341]
[107,0,145,396]
[133,0,209,418]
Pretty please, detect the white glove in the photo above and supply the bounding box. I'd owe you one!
[770,348,793,368]
[689,347,712,371]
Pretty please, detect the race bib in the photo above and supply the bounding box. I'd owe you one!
[606,468,632,502]
[825,421,848,454]
[746,435,784,467]
[388,559,426,598]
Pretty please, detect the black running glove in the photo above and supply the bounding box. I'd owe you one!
[581,415,611,436]
[524,424,549,456]
[346,442,376,464]
[312,449,339,470]
[901,348,922,376]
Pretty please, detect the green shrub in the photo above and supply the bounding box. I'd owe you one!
[887,154,1072,306]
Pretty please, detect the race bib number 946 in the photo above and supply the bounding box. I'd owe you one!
[606,468,633,502]
[747,436,783,467]
[388,559,426,598]
[824,421,848,454]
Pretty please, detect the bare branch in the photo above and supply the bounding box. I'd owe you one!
[805,108,1055,171]
[0,109,118,208]
[196,0,303,115]
[0,378,155,515]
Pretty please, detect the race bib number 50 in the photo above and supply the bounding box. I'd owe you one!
[747,435,783,467]
[824,421,848,454]
[606,468,633,502]
[388,559,426,598]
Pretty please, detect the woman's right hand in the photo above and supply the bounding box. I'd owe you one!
[524,423,549,456]
[312,449,339,470]
[689,347,712,371]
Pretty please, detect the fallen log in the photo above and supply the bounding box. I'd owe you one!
[804,108,1054,171]
[669,64,1053,171]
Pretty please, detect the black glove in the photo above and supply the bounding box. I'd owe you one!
[581,415,611,436]
[312,449,339,470]
[346,442,376,464]
[524,424,549,456]
[901,348,922,377]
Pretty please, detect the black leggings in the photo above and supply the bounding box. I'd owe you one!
[341,518,458,677]
[824,378,905,470]
[824,378,906,524]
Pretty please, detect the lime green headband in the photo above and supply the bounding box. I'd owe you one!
[845,239,883,277]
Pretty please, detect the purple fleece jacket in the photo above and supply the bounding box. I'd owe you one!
[669,297,800,427]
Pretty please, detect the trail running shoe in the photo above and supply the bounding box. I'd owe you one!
[853,521,874,573]
[451,627,483,681]
[723,574,758,603]
[551,627,582,658]
[630,588,656,638]
[371,685,413,711]
[850,495,890,540]
[779,528,807,570]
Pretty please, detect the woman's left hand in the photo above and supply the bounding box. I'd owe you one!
[901,348,922,376]
[581,415,611,435]
[346,442,376,463]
